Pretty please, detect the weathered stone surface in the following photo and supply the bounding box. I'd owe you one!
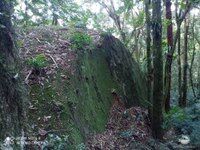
[101,34,147,107]
[18,27,147,147]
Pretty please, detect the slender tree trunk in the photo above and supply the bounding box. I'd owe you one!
[0,1,24,140]
[109,0,126,43]
[134,30,141,62]
[189,18,196,98]
[145,0,152,122]
[52,13,58,25]
[99,0,126,43]
[52,4,58,26]
[152,0,163,140]
[177,26,182,105]
[198,61,200,98]
[164,0,173,112]
[175,1,185,107]
[190,44,196,98]
[194,40,200,97]
[164,0,190,110]
[180,18,189,107]
[174,0,191,106]
[24,0,28,26]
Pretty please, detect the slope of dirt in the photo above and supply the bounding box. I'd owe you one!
[17,26,147,148]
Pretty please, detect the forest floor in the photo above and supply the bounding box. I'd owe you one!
[86,93,152,149]
[85,94,195,150]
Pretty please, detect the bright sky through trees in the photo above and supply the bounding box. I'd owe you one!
[15,0,199,26]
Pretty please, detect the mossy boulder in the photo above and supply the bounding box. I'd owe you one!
[18,27,147,147]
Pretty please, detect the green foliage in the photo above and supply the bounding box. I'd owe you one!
[70,32,92,50]
[177,104,200,146]
[43,134,72,149]
[190,121,200,146]
[163,19,172,29]
[27,54,48,69]
[135,11,145,27]
[123,0,134,13]
[163,106,187,130]
[14,0,89,27]
[164,104,200,146]
[179,1,186,9]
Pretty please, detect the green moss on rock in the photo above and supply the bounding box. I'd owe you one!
[23,28,147,147]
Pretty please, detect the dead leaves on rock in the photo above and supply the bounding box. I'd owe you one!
[18,27,77,85]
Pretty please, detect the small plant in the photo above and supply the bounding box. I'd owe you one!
[70,32,92,50]
[27,54,48,69]
[163,106,187,130]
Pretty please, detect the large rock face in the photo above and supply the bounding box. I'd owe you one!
[101,34,147,107]
[18,27,147,147]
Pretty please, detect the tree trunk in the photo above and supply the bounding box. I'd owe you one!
[189,18,196,98]
[198,62,200,98]
[164,0,190,111]
[145,0,152,122]
[180,18,189,107]
[164,0,173,112]
[24,0,28,26]
[174,0,191,107]
[134,30,141,62]
[177,26,182,105]
[52,13,58,26]
[52,4,58,26]
[152,0,163,140]
[0,1,24,140]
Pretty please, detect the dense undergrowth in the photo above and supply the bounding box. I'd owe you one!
[163,96,200,147]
